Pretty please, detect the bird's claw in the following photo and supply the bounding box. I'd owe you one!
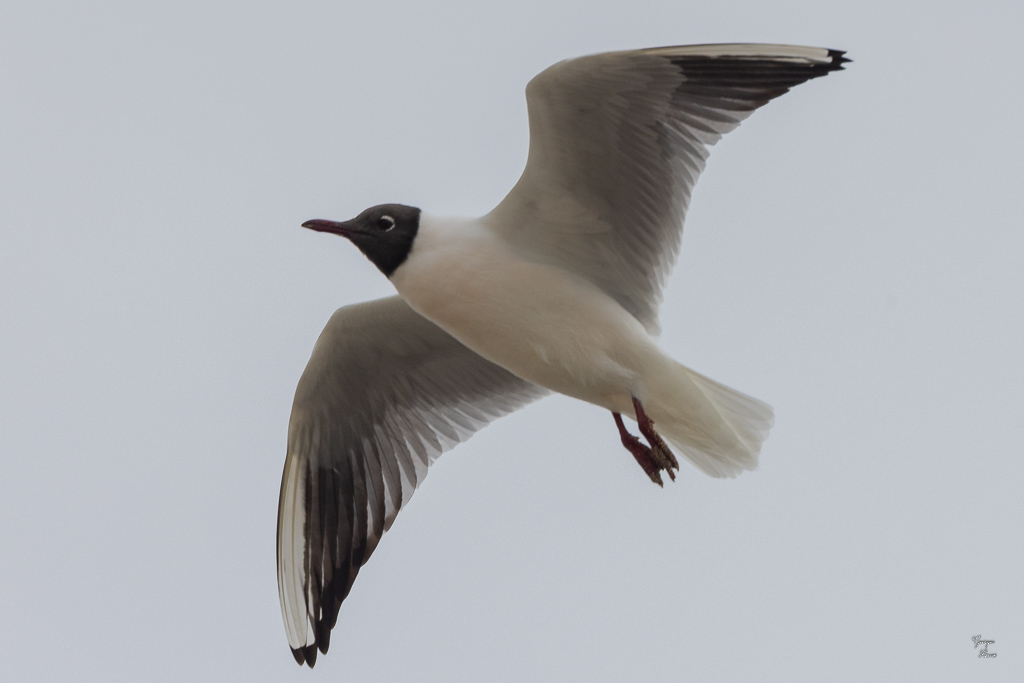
[613,407,678,486]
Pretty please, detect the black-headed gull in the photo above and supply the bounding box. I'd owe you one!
[279,43,847,666]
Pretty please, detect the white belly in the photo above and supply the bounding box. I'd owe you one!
[389,216,659,413]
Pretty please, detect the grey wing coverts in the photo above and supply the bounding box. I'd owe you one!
[490,44,847,334]
[277,296,546,666]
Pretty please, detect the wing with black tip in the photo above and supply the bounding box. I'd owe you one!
[278,296,546,666]
[490,44,847,334]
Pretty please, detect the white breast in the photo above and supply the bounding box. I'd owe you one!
[390,214,659,412]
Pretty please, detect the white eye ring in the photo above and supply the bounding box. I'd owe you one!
[377,215,396,231]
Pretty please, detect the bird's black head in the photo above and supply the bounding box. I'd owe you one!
[302,204,421,277]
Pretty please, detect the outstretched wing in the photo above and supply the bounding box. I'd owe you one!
[278,296,546,666]
[488,44,847,333]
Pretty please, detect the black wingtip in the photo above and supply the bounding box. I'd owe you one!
[290,644,320,668]
[303,644,318,668]
[317,620,332,654]
[827,49,852,68]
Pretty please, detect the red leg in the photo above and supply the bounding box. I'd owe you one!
[613,412,664,486]
[631,397,679,476]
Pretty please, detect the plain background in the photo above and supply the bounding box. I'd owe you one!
[1,1,1021,681]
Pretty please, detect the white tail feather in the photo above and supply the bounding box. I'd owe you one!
[647,364,774,478]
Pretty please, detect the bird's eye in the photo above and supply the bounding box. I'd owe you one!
[377,215,396,231]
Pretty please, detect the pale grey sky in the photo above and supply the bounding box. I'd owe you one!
[1,1,1021,681]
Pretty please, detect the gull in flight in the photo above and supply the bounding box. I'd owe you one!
[279,43,847,666]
